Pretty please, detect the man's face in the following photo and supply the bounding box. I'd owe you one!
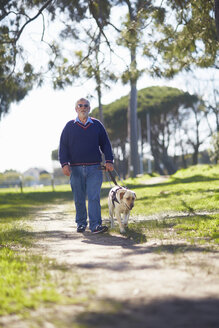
[75,100,90,118]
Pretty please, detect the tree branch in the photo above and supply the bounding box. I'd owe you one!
[88,0,112,49]
[14,0,54,44]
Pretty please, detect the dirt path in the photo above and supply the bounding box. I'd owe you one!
[29,204,219,327]
[32,205,219,306]
[1,177,219,328]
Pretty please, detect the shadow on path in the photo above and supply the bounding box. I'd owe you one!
[73,296,219,328]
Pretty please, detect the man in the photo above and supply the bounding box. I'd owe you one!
[59,98,114,234]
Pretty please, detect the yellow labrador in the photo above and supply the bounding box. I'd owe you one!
[108,186,136,233]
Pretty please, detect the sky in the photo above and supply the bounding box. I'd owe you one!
[0,6,218,174]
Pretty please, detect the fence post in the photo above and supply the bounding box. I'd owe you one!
[51,174,55,192]
[146,113,152,174]
[19,175,23,193]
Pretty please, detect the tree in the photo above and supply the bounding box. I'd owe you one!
[118,1,142,177]
[0,0,54,118]
[1,0,218,121]
[0,64,35,120]
[113,0,165,177]
[90,0,218,176]
[137,87,198,174]
[147,0,219,77]
[206,87,219,133]
[183,101,207,165]
[51,27,117,124]
[92,86,199,175]
[0,170,21,188]
[0,0,113,119]
[76,33,117,124]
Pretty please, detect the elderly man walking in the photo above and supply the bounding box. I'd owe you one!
[59,98,114,233]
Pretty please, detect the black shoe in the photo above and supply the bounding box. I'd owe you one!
[92,225,108,234]
[77,225,86,233]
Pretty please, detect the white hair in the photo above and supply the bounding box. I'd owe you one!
[75,98,90,108]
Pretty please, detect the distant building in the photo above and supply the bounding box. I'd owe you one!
[23,167,49,186]
[23,168,41,181]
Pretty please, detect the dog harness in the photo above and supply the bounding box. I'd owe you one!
[111,186,124,207]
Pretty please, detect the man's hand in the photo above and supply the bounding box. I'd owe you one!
[62,165,71,176]
[105,162,114,172]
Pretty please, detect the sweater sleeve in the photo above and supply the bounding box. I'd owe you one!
[98,122,114,163]
[59,124,70,167]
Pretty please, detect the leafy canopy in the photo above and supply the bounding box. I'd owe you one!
[91,85,196,142]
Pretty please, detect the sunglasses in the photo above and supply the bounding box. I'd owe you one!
[77,104,89,108]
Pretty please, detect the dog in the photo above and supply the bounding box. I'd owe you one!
[108,185,136,233]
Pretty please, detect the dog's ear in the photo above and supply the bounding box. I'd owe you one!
[133,192,136,199]
[119,191,126,200]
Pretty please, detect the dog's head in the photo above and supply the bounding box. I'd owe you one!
[118,189,136,210]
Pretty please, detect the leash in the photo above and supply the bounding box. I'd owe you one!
[99,165,126,188]
[107,170,119,186]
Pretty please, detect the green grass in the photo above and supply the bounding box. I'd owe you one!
[0,189,73,221]
[102,164,219,245]
[174,215,219,243]
[123,214,219,246]
[101,164,219,217]
[0,186,86,317]
[0,164,218,316]
[0,248,62,315]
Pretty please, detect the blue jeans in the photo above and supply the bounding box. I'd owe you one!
[70,165,103,232]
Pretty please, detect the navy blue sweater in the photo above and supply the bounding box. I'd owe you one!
[59,118,114,167]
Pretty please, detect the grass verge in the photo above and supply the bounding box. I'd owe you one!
[0,247,61,315]
[0,189,87,317]
[122,213,219,247]
[104,164,219,246]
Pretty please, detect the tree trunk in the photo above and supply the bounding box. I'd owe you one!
[150,142,165,175]
[95,39,104,124]
[126,1,140,178]
[128,80,140,177]
[97,84,104,124]
[192,145,199,165]
[189,102,203,166]
[162,148,177,174]
[121,143,128,178]
[179,140,187,168]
